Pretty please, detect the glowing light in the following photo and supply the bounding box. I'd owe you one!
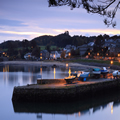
[3,52,5,55]
[78,111,81,117]
[66,63,68,67]
[111,61,113,65]
[69,53,71,56]
[54,68,56,79]
[40,57,42,59]
[68,68,71,76]
[28,55,30,58]
[88,52,90,55]
[118,53,120,57]
[97,53,99,56]
[40,67,42,75]
[54,54,56,59]
[111,105,113,114]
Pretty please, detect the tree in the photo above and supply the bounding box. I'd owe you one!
[93,35,105,53]
[45,45,51,52]
[32,47,40,58]
[48,0,120,27]
[22,39,29,48]
[30,40,37,48]
[61,51,66,58]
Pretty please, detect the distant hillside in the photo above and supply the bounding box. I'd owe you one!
[0,40,22,50]
[32,35,53,46]
[0,31,119,50]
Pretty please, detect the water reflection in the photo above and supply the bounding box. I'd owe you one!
[12,91,120,118]
[0,64,80,86]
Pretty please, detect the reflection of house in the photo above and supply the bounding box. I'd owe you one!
[50,51,61,60]
[40,50,49,60]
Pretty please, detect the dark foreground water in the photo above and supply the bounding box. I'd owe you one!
[0,64,120,120]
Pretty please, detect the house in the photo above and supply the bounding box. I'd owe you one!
[50,51,61,60]
[40,50,49,60]
[77,44,88,56]
[102,39,120,56]
[77,42,94,56]
[63,45,76,54]
[24,53,34,60]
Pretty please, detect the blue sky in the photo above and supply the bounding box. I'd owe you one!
[0,0,120,43]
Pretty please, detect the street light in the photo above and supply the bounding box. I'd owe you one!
[69,53,71,57]
[118,53,120,57]
[111,60,113,65]
[88,52,90,56]
[66,63,68,67]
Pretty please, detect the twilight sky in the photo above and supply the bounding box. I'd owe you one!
[0,0,120,43]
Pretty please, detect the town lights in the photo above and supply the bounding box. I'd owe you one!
[69,53,71,56]
[66,63,68,67]
[111,61,113,65]
[97,53,99,56]
[118,53,120,57]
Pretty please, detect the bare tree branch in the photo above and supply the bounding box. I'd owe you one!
[48,0,120,27]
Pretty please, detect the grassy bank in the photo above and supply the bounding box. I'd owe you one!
[69,58,120,66]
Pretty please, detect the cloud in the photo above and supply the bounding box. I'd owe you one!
[53,28,120,36]
[0,19,27,27]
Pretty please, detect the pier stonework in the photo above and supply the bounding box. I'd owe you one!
[12,79,120,102]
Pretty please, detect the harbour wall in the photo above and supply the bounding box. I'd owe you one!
[12,79,120,102]
[37,79,66,84]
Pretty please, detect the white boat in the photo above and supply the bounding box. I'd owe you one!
[101,67,109,74]
[79,72,90,78]
[112,70,120,78]
[77,71,90,81]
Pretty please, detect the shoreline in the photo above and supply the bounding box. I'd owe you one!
[0,61,104,69]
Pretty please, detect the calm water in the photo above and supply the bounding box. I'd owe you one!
[0,64,120,120]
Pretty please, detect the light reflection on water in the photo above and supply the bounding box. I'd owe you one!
[1,64,120,120]
[0,64,77,86]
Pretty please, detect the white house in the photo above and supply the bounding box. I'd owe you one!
[24,53,35,60]
[50,51,61,60]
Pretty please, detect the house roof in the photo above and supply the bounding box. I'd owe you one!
[24,53,31,56]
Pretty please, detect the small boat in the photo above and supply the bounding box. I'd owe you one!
[101,67,109,74]
[64,76,76,84]
[112,70,120,79]
[71,72,77,77]
[79,72,90,78]
[90,68,101,78]
[77,71,90,81]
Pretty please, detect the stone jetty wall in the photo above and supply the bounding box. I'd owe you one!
[37,79,66,84]
[12,79,120,102]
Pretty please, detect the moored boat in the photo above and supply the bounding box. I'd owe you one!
[78,71,90,81]
[64,76,76,84]
[101,67,109,74]
[90,68,101,78]
[112,70,120,79]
